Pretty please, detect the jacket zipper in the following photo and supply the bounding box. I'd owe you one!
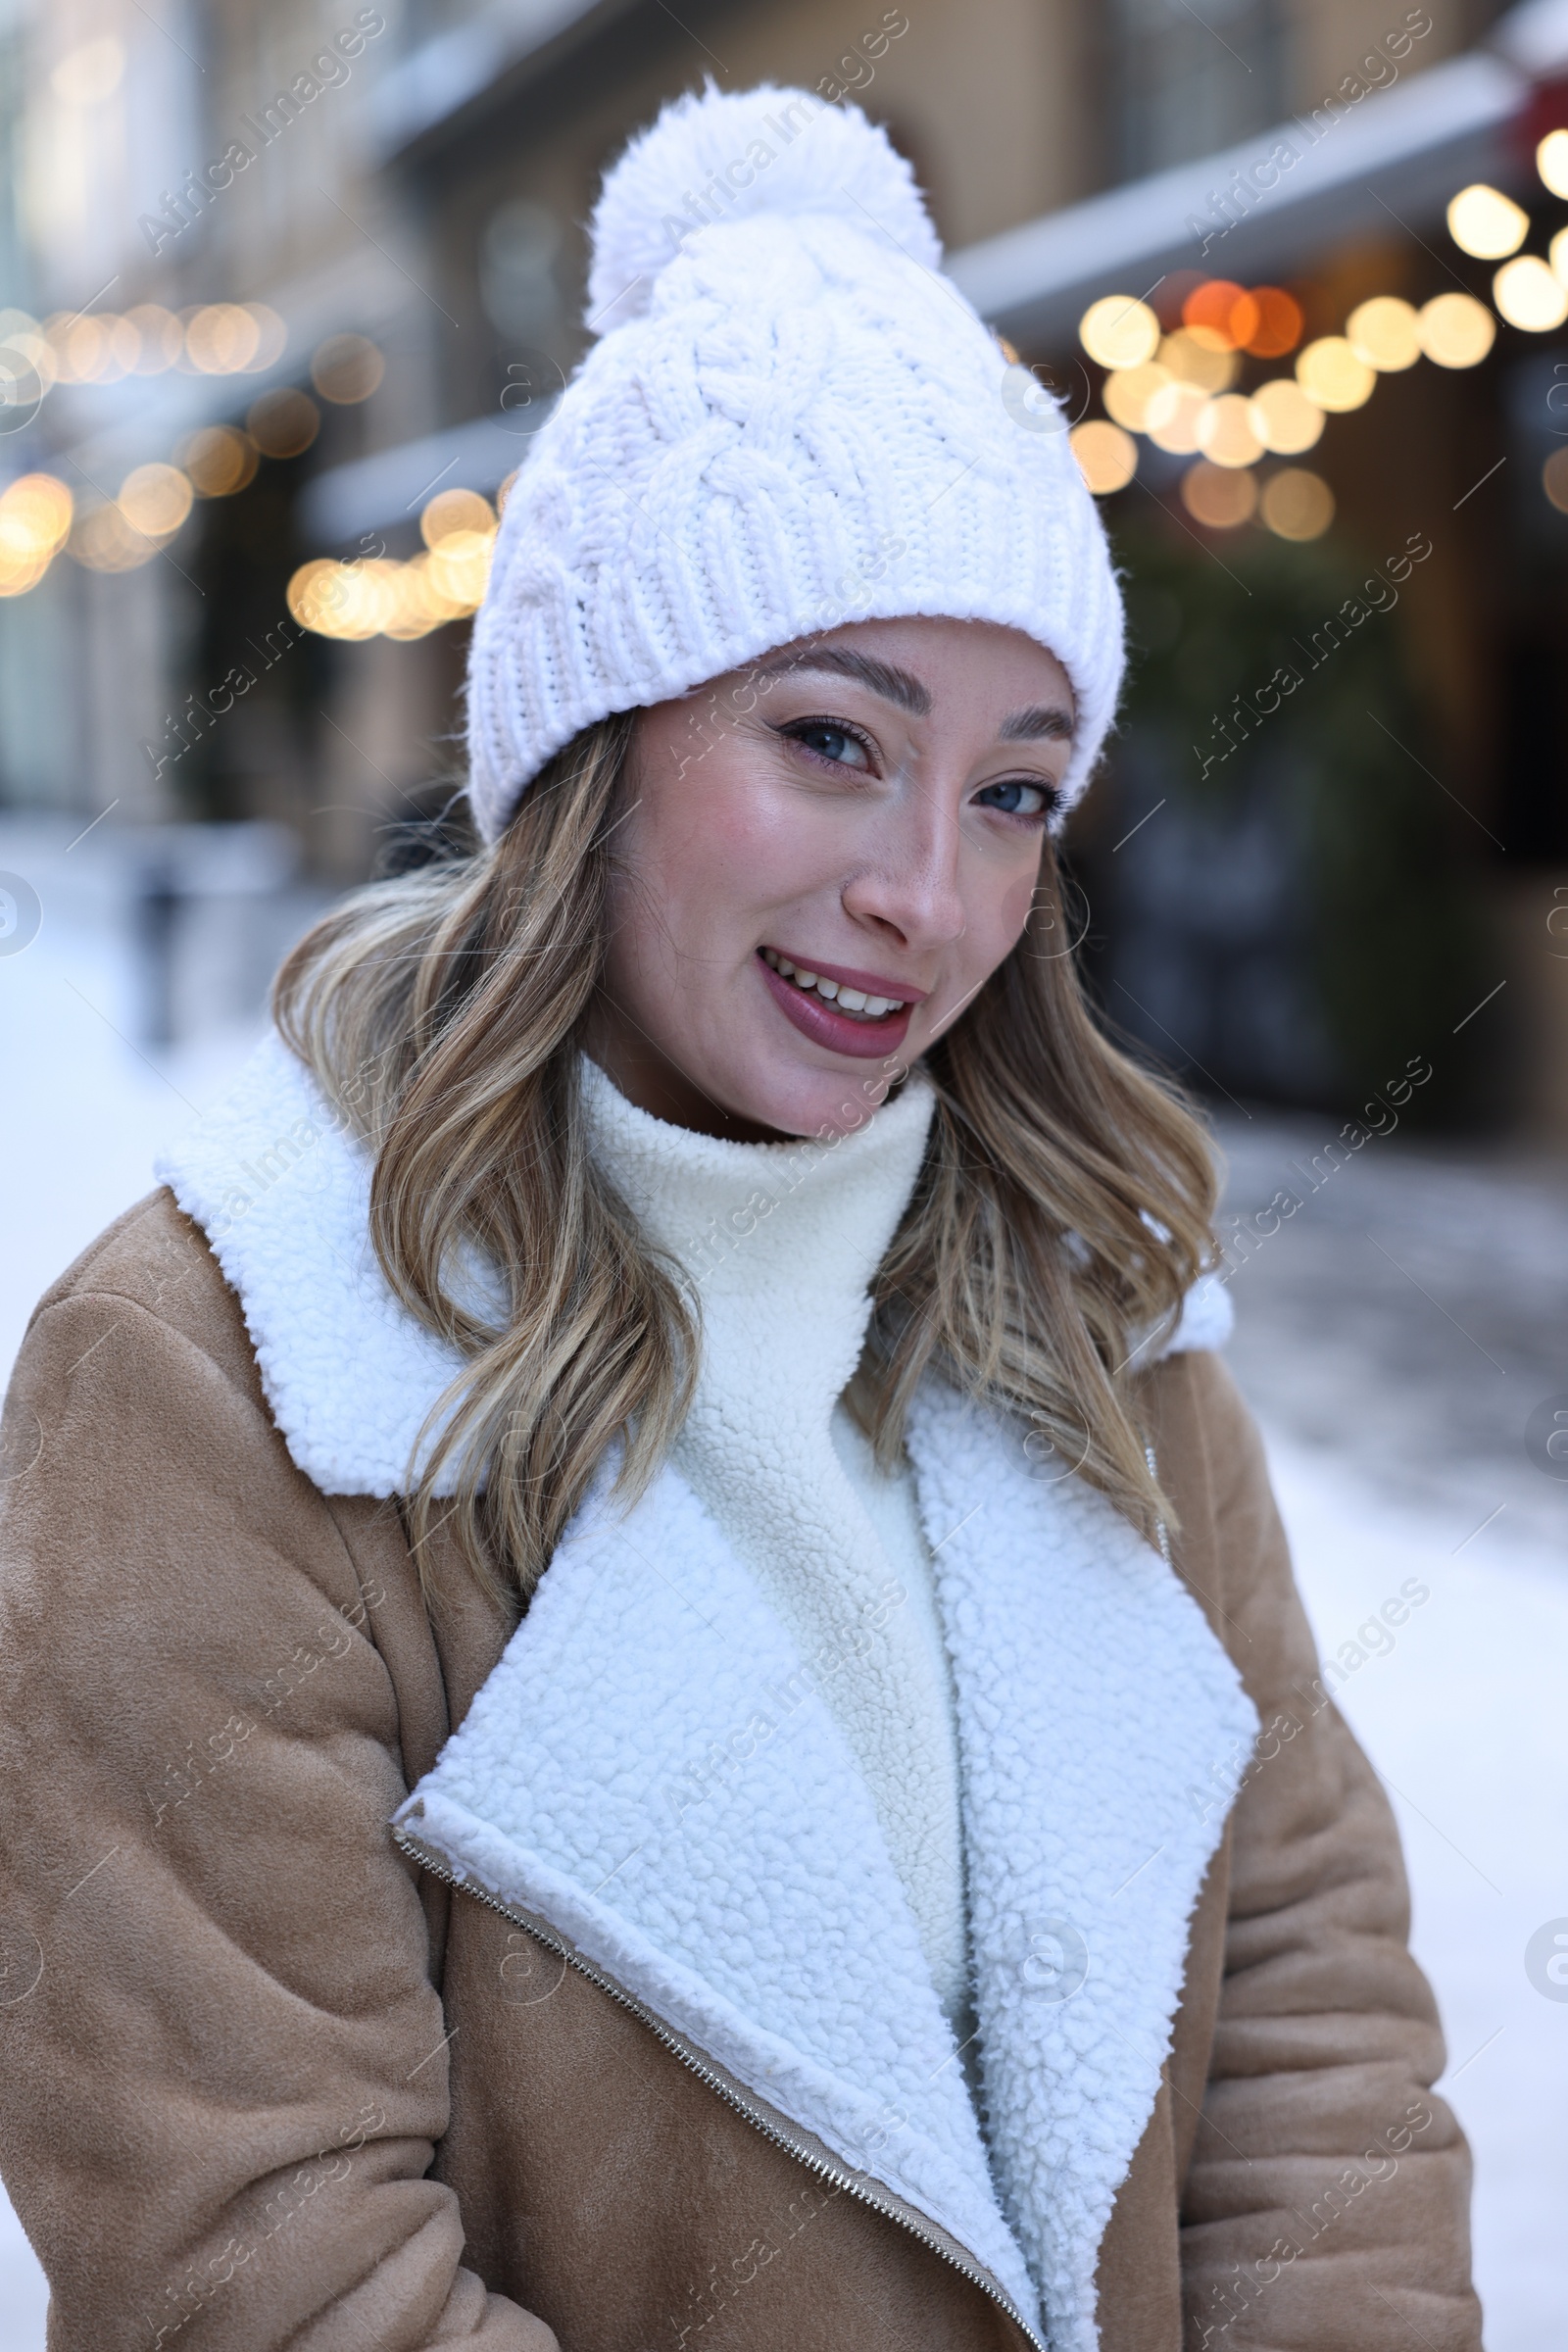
[393,1823,1047,2352]
[1145,1441,1172,1565]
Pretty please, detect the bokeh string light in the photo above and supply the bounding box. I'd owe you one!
[1415,292,1495,367]
[1195,392,1262,468]
[1067,420,1137,494]
[1071,195,1537,526]
[71,458,202,574]
[0,304,360,450]
[1259,467,1335,540]
[1077,296,1160,370]
[246,387,320,459]
[1236,285,1303,359]
[117,464,193,539]
[1347,296,1421,371]
[1102,362,1171,432]
[1181,278,1258,352]
[175,424,259,499]
[1247,378,1324,455]
[1446,183,1529,260]
[1159,327,1238,393]
[288,487,500,643]
[0,318,391,601]
[182,303,277,374]
[0,475,74,596]
[23,300,287,385]
[1144,379,1210,456]
[1295,335,1376,413]
[1492,254,1568,333]
[311,333,385,404]
[1180,460,1257,529]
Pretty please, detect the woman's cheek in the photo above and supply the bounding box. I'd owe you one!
[1001,869,1040,942]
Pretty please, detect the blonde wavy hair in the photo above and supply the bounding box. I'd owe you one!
[274,714,1219,1617]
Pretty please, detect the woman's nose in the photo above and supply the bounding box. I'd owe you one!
[841,795,967,952]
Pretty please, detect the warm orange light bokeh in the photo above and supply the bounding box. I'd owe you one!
[1182,279,1257,353]
[1243,286,1303,359]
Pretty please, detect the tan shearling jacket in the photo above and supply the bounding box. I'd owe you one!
[0,1173,1482,2352]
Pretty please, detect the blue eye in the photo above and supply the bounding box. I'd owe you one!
[976,777,1054,819]
[782,720,872,769]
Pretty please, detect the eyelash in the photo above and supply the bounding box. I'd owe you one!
[777,716,877,772]
[776,716,1056,827]
[974,777,1057,827]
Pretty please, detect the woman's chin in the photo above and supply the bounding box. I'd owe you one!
[716,1039,907,1141]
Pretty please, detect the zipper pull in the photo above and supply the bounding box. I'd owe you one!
[1145,1442,1172,1566]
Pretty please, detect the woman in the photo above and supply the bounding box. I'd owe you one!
[0,84,1479,2352]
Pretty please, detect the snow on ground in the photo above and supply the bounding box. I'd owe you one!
[1,873,1564,2348]
[1,846,276,2352]
[1260,1431,1568,2350]
[1218,1110,1568,2350]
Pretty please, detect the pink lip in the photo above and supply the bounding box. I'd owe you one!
[757,953,916,1061]
[766,949,931,1003]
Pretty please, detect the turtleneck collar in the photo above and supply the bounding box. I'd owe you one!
[579,1056,938,1413]
[577,1054,969,2030]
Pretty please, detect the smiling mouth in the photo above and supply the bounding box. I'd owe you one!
[760,946,908,1022]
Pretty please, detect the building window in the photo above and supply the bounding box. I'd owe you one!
[1108,0,1287,179]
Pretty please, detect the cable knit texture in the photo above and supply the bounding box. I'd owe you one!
[465,82,1126,843]
[579,1056,969,2028]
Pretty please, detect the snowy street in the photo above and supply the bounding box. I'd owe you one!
[1211,1110,1568,2348]
[1,863,1564,2350]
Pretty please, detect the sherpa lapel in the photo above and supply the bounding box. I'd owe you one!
[906,1380,1258,2352]
[392,1446,1044,2333]
[394,1379,1254,2352]
[155,1032,474,1497]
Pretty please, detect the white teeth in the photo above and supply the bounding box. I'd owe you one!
[761,948,906,1018]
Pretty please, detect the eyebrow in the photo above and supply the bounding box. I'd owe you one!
[751,649,1075,742]
[753,648,931,714]
[999,704,1075,743]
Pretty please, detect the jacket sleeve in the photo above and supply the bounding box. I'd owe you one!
[1157,1352,1482,2352]
[0,1209,558,2352]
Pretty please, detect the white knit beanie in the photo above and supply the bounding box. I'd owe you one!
[465,82,1126,843]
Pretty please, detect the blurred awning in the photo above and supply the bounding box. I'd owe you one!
[947,0,1568,347]
[365,0,638,164]
[298,407,556,541]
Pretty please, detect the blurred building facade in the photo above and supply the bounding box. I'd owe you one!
[2,0,1566,1126]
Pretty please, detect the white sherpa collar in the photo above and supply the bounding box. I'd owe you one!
[155,1030,1231,1499]
[394,1383,1257,2351]
[156,1030,471,1497]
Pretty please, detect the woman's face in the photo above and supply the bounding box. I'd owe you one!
[589,615,1076,1140]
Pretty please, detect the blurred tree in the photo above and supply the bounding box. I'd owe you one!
[1075,502,1498,1124]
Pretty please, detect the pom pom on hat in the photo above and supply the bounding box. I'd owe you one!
[466,82,1127,844]
[585,81,942,334]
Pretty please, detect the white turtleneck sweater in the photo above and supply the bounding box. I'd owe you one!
[580,1057,971,2035]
